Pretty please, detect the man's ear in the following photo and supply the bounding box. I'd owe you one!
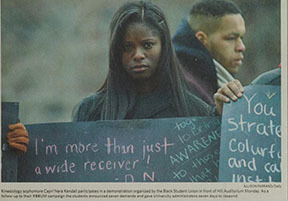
[195,31,208,46]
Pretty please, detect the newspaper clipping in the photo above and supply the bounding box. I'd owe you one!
[1,0,287,200]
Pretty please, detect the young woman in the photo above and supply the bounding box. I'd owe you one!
[7,1,244,152]
[73,1,216,121]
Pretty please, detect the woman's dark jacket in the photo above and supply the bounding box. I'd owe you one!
[172,19,218,104]
[73,86,217,121]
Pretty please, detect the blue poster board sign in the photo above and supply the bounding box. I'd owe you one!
[4,85,281,183]
[218,85,281,182]
[1,102,19,182]
[15,116,221,182]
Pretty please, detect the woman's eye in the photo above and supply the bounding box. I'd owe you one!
[123,44,133,52]
[144,42,153,49]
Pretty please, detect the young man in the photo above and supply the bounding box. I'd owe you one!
[173,0,246,104]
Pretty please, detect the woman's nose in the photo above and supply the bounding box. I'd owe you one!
[133,47,145,61]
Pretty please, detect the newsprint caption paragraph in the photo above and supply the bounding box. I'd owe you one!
[0,184,283,200]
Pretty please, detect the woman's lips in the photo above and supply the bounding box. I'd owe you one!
[131,65,148,73]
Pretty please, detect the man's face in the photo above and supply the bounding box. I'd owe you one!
[205,14,246,74]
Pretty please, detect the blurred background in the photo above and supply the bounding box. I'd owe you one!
[2,0,281,124]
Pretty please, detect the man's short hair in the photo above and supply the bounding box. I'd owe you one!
[189,0,242,35]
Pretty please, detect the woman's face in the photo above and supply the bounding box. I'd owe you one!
[121,22,161,82]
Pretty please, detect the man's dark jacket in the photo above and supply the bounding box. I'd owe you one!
[172,19,218,104]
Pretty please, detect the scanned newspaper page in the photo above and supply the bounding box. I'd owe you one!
[1,0,287,200]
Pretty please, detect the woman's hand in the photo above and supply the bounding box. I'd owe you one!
[214,80,244,115]
[6,123,29,152]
